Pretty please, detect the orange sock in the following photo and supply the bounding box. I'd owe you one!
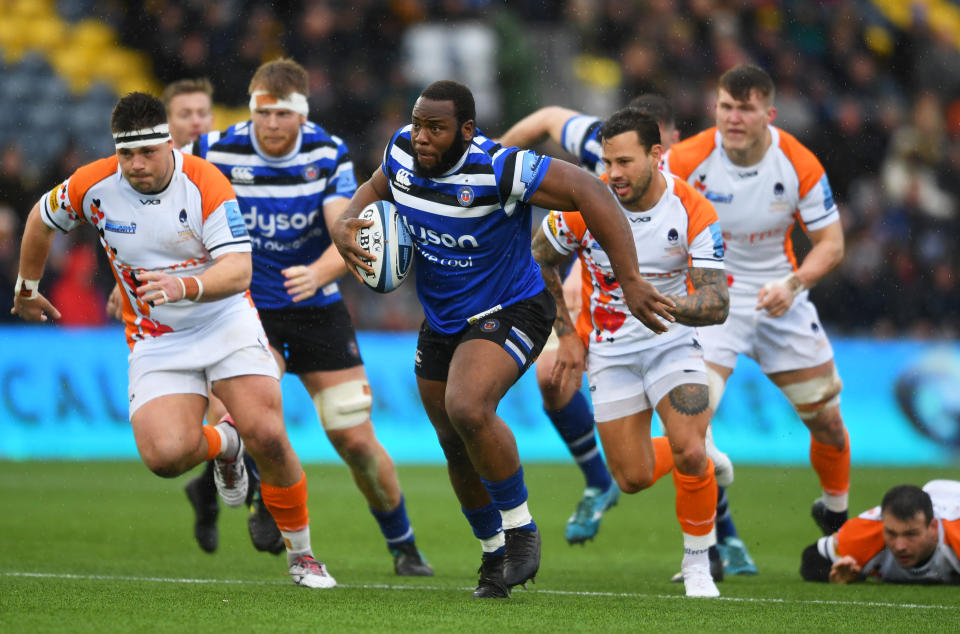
[651,436,675,483]
[202,425,221,461]
[673,458,717,537]
[810,427,850,496]
[261,472,309,532]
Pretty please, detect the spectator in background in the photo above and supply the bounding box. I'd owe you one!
[47,242,107,326]
[0,205,20,322]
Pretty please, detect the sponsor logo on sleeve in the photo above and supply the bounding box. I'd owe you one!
[336,168,357,194]
[224,200,248,238]
[520,151,545,185]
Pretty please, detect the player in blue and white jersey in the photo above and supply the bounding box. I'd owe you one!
[186,58,433,577]
[333,80,675,597]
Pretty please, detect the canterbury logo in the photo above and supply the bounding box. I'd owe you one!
[231,166,255,182]
[395,169,413,190]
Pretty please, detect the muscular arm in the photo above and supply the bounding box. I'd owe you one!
[528,160,674,333]
[11,201,62,322]
[532,226,578,338]
[331,169,393,282]
[135,251,252,305]
[499,106,581,150]
[282,197,350,302]
[757,221,844,316]
[667,267,729,326]
[532,224,586,388]
[795,221,844,289]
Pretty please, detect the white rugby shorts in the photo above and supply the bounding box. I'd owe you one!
[127,304,280,415]
[700,291,834,374]
[588,334,708,422]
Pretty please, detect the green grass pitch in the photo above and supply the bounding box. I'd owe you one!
[1,461,958,632]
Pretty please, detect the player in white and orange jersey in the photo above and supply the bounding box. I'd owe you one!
[504,95,754,578]
[533,108,729,598]
[663,64,850,535]
[11,92,333,589]
[801,481,960,584]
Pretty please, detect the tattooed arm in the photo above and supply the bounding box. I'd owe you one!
[532,226,578,337]
[532,225,586,388]
[666,267,729,326]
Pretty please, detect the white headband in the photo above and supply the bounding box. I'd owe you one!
[249,90,309,116]
[113,123,172,149]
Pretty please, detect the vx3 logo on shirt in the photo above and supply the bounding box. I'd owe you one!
[139,199,160,205]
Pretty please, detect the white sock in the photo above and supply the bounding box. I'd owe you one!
[681,531,714,570]
[282,526,311,565]
[481,532,505,554]
[500,502,533,530]
[823,491,848,513]
[214,421,240,460]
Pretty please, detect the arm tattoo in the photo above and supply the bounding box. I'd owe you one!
[668,268,729,326]
[667,384,709,416]
[532,228,577,337]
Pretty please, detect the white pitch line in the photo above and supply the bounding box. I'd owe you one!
[3,571,958,611]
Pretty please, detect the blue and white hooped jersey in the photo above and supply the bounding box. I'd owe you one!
[189,120,357,309]
[561,115,604,177]
[382,127,552,334]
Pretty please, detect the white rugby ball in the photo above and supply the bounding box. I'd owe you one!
[355,200,413,293]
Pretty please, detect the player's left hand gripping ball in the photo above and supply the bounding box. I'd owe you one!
[354,200,413,293]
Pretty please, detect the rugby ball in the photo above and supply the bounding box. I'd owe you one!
[355,200,413,293]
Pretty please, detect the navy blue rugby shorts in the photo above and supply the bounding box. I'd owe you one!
[414,289,556,382]
[258,301,363,374]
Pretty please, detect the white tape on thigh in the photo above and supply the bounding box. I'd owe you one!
[312,380,372,430]
[706,366,726,412]
[779,368,842,420]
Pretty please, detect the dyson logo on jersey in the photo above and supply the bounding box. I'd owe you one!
[244,205,321,238]
[402,219,479,249]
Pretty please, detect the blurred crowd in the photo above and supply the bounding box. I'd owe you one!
[1,0,958,337]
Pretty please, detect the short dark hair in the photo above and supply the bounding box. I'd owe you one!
[718,64,775,104]
[420,80,476,126]
[627,93,674,129]
[162,78,213,111]
[111,92,167,134]
[881,485,934,524]
[600,107,662,151]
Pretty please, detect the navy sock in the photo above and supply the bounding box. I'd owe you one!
[544,390,612,491]
[480,467,536,532]
[715,485,738,541]
[370,496,414,549]
[461,503,502,540]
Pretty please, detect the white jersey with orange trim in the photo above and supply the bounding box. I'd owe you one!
[39,149,253,349]
[663,125,839,299]
[815,480,960,584]
[541,172,724,354]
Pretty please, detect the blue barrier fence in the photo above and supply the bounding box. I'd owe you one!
[1,326,957,465]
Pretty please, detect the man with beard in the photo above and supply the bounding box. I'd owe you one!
[186,58,433,577]
[533,108,728,597]
[801,480,960,584]
[332,80,675,598]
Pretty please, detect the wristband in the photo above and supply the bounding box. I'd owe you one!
[192,276,204,301]
[176,277,186,302]
[14,275,39,301]
[766,273,805,298]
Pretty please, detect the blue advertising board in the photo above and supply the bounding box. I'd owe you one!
[0,326,957,466]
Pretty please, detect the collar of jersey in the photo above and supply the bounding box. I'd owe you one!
[437,143,472,178]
